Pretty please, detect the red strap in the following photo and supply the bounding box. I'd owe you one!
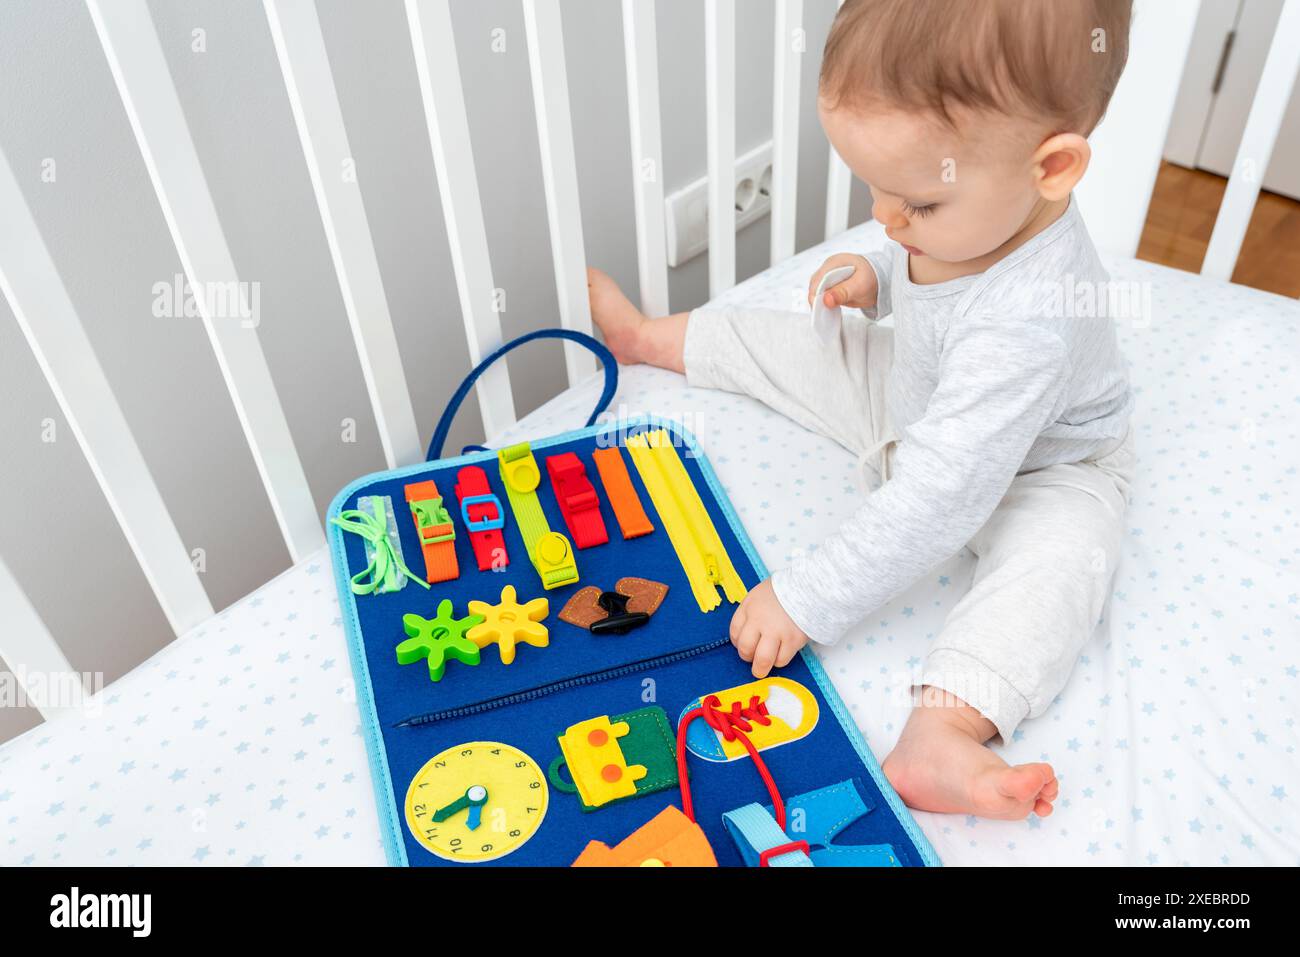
[454,466,508,572]
[545,452,609,550]
[675,694,786,830]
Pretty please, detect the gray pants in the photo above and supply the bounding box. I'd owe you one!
[684,305,1134,742]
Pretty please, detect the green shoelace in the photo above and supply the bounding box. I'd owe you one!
[330,499,430,596]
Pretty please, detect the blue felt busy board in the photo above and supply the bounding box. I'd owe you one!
[328,415,939,867]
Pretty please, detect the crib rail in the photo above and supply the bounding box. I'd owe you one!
[267,0,424,469]
[622,0,669,317]
[89,0,327,564]
[524,0,599,383]
[1201,0,1300,280]
[1,0,1297,722]
[705,0,737,296]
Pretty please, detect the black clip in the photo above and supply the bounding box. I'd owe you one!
[589,591,651,635]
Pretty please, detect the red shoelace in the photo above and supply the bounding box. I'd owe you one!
[676,693,787,829]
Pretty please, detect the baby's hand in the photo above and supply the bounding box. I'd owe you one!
[808,253,878,311]
[729,579,810,678]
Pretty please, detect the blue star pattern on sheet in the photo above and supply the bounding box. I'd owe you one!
[0,222,1295,865]
[0,556,385,865]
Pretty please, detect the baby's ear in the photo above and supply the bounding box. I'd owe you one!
[1032,133,1091,201]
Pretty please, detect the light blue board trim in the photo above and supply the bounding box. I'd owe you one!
[327,414,941,868]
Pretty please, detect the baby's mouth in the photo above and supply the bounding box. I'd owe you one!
[886,229,924,257]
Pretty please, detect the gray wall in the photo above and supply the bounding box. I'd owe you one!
[0,0,864,742]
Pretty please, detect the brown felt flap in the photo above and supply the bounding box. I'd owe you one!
[558,586,607,629]
[559,578,670,629]
[616,577,668,616]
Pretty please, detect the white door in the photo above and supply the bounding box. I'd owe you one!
[1164,0,1300,200]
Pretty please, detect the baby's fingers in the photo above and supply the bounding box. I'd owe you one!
[775,634,803,668]
[733,621,760,663]
[729,604,746,643]
[807,254,861,306]
[807,265,831,307]
[823,269,868,309]
[750,633,782,678]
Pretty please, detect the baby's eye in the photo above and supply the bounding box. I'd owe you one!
[901,200,937,219]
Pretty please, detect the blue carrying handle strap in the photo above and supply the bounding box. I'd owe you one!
[426,329,619,462]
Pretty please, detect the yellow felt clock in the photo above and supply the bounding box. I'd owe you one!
[404,741,548,863]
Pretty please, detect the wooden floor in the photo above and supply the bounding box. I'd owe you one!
[1137,161,1300,299]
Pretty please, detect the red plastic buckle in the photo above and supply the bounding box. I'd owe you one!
[454,466,509,572]
[759,840,810,867]
[545,452,609,550]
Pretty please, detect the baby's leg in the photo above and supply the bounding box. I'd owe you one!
[588,268,891,461]
[588,269,688,372]
[885,437,1133,819]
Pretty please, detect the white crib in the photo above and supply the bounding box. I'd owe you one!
[1,0,1298,866]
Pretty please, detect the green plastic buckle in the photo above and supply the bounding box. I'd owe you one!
[411,496,456,545]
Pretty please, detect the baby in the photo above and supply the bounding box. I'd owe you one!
[588,0,1134,820]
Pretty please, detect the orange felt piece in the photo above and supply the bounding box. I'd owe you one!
[571,805,717,867]
[591,447,654,539]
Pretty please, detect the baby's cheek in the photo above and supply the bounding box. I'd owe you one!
[930,185,1038,262]
[926,215,1010,263]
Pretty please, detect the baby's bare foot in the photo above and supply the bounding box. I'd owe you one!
[587,268,647,364]
[883,696,1058,820]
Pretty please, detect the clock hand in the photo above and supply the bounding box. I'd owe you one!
[463,785,488,830]
[432,785,489,830]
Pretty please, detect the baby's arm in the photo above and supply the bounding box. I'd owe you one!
[766,318,1072,649]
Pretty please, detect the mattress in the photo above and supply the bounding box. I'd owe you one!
[3,221,1296,866]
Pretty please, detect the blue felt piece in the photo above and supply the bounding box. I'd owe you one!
[723,777,903,867]
[328,416,940,867]
[721,803,814,867]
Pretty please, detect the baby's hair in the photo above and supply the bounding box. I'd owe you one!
[820,0,1133,135]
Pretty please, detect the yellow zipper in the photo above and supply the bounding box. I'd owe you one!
[625,429,747,612]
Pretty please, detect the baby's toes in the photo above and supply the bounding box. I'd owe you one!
[998,763,1054,805]
[1040,776,1060,803]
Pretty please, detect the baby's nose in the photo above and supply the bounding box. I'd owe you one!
[871,197,909,229]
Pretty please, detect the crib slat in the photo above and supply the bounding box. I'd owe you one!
[824,148,852,241]
[523,0,598,385]
[407,0,517,439]
[0,146,215,638]
[88,0,325,563]
[0,555,85,719]
[705,0,737,297]
[771,0,804,264]
[622,0,670,317]
[265,0,422,469]
[823,0,851,241]
[1201,0,1300,284]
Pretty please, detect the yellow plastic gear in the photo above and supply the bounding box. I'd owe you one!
[466,585,550,665]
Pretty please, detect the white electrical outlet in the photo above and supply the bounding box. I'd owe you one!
[664,140,773,267]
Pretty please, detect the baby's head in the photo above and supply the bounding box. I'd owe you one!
[819,0,1132,263]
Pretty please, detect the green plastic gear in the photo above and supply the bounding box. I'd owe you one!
[396,599,485,682]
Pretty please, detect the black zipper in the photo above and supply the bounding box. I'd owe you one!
[393,637,732,728]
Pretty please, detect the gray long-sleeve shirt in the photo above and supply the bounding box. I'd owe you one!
[772,199,1134,643]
